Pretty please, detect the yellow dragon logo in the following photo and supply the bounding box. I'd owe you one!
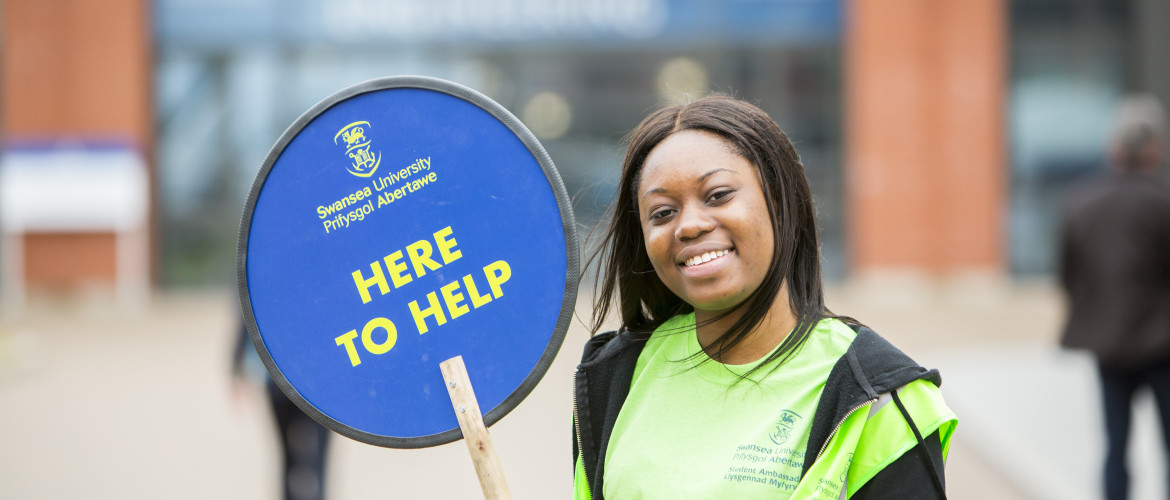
[334,121,380,178]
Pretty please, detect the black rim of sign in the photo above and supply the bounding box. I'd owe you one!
[235,75,580,449]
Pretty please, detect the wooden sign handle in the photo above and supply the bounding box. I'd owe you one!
[440,355,512,500]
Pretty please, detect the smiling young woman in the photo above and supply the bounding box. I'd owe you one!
[573,95,958,499]
[638,129,789,364]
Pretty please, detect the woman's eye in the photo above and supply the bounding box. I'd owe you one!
[648,208,676,222]
[708,189,734,203]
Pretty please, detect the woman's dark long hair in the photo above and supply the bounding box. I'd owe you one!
[584,94,844,374]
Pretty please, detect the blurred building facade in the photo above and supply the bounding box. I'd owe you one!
[151,0,848,286]
[1,0,1167,297]
[0,0,153,308]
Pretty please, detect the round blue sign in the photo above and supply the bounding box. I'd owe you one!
[237,76,578,448]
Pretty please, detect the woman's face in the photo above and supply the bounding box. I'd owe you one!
[636,129,775,315]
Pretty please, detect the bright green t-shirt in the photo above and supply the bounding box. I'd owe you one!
[602,313,857,499]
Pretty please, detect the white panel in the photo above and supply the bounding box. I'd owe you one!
[0,148,149,233]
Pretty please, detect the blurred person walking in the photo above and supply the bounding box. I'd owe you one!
[1059,94,1170,500]
[233,321,332,500]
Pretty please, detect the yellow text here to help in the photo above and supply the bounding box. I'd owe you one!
[350,225,463,304]
[408,260,511,335]
[332,225,513,367]
[334,317,397,367]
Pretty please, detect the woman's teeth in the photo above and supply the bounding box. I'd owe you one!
[684,249,732,267]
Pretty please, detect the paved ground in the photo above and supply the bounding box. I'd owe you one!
[0,282,1161,499]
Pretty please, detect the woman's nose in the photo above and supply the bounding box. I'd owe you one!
[674,206,716,241]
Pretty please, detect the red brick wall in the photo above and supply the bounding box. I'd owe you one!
[846,0,1006,275]
[23,232,119,288]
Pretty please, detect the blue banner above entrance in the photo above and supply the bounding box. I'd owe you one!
[158,0,841,49]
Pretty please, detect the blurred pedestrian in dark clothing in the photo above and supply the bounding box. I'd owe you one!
[233,321,332,500]
[1059,94,1170,500]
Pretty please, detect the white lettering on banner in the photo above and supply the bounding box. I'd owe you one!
[321,0,668,41]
